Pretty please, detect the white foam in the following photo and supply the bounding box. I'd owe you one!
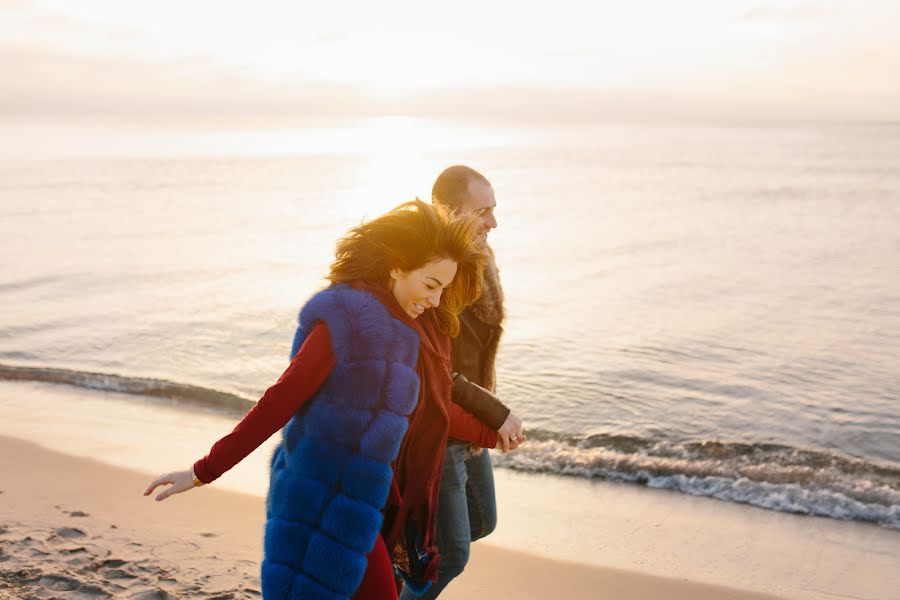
[494,438,900,529]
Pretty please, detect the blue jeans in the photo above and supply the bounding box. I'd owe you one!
[400,440,497,599]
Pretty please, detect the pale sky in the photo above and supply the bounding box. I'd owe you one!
[2,0,899,121]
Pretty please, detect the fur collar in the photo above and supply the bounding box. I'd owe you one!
[469,245,504,327]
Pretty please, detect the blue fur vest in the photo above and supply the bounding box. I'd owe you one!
[261,284,421,599]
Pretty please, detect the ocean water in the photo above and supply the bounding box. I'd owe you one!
[2,116,898,529]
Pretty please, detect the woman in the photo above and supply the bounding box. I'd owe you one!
[144,199,499,599]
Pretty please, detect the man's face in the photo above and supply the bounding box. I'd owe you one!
[459,180,497,247]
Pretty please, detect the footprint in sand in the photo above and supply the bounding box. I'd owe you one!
[103,568,137,580]
[38,574,80,591]
[100,559,129,568]
[54,527,86,539]
[74,583,112,597]
[0,567,42,587]
[0,523,259,600]
[67,556,93,569]
[131,590,176,599]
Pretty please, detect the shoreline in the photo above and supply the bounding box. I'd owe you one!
[2,380,899,599]
[1,435,783,600]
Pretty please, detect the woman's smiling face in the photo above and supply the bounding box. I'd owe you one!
[389,258,458,319]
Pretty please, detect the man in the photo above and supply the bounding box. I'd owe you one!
[400,165,525,599]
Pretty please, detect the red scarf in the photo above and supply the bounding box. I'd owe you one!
[350,280,452,583]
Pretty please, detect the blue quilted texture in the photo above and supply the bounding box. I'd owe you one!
[268,473,332,526]
[319,492,384,554]
[302,532,368,596]
[374,319,418,365]
[270,444,285,470]
[341,455,393,507]
[265,518,312,570]
[383,362,421,415]
[263,285,421,599]
[301,402,373,448]
[283,436,351,488]
[261,559,295,600]
[328,360,388,409]
[359,411,409,463]
[290,575,346,600]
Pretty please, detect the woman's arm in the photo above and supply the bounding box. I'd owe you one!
[143,322,335,501]
[193,322,335,483]
[448,403,499,449]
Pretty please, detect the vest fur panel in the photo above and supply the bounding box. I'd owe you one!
[263,285,421,599]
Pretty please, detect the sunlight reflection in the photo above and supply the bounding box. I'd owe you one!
[216,115,522,158]
[343,117,435,220]
[331,116,521,223]
[0,116,528,162]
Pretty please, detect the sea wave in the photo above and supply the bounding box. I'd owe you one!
[0,363,254,415]
[3,362,898,529]
[494,431,900,529]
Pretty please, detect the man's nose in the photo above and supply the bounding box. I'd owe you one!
[486,213,497,229]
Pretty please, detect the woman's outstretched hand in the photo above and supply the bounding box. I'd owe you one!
[143,469,198,501]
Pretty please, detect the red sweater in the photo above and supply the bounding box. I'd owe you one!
[193,322,497,484]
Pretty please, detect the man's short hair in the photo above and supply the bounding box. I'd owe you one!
[432,165,491,212]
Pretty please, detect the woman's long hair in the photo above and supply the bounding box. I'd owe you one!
[328,199,485,336]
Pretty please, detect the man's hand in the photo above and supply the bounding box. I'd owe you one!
[496,411,526,452]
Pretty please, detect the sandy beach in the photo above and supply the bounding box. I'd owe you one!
[0,435,792,600]
[2,381,899,600]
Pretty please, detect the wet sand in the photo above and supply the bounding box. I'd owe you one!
[1,435,788,600]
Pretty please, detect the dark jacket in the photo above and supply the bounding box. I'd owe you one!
[450,307,510,432]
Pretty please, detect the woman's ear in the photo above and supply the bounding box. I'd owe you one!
[389,267,402,281]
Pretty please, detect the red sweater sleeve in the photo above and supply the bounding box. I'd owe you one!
[448,403,498,449]
[192,322,335,484]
